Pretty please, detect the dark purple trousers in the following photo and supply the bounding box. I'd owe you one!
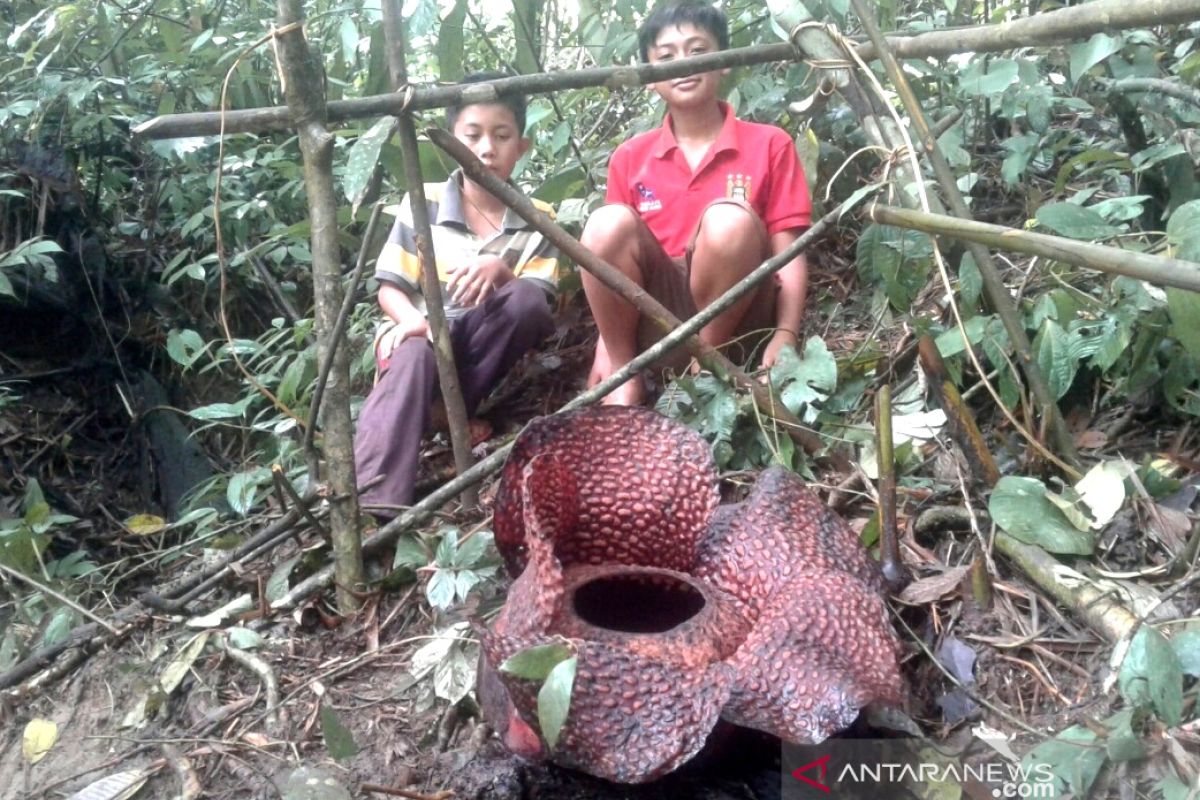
[354,279,554,513]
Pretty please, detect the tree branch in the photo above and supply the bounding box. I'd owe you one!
[869,205,1200,292]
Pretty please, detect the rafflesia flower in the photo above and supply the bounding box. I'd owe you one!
[477,406,905,784]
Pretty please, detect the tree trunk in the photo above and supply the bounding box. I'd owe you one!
[274,0,363,614]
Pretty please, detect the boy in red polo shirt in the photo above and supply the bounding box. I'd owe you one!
[582,1,812,406]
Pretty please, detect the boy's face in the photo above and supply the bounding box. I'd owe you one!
[646,23,726,112]
[452,103,529,182]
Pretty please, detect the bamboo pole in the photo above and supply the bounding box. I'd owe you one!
[274,0,363,613]
[131,0,1200,141]
[850,0,1081,468]
[871,205,1200,293]
[857,0,1200,62]
[269,204,848,613]
[1104,77,1200,111]
[132,44,796,139]
[381,0,476,508]
[874,385,906,589]
[917,335,1001,486]
[425,126,833,461]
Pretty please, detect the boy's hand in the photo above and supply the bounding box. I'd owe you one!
[447,255,515,307]
[760,329,799,370]
[377,315,430,362]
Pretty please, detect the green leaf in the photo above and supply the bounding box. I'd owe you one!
[1118,626,1184,726]
[452,530,493,569]
[188,399,251,420]
[319,704,359,762]
[1167,288,1200,362]
[959,58,1019,96]
[1069,33,1123,83]
[42,608,73,648]
[1171,629,1200,677]
[1021,726,1104,797]
[343,117,394,215]
[0,271,13,298]
[1032,320,1078,400]
[500,644,573,681]
[1103,708,1146,762]
[1166,200,1200,262]
[1035,202,1118,240]
[227,469,264,517]
[770,336,837,417]
[934,315,989,359]
[393,535,430,569]
[1001,133,1039,186]
[437,0,467,81]
[537,656,576,750]
[426,569,456,610]
[434,528,458,568]
[432,642,476,703]
[989,476,1095,555]
[227,628,264,650]
[166,328,206,368]
[512,0,542,75]
[265,554,301,603]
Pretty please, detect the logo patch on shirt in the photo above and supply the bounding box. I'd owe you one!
[635,181,662,212]
[726,173,751,201]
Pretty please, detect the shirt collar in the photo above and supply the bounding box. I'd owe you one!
[651,100,739,160]
[436,170,522,233]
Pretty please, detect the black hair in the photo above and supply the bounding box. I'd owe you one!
[637,2,729,63]
[446,71,527,136]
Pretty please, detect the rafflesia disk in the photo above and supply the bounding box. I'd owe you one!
[477,406,905,784]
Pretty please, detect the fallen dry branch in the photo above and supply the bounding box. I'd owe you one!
[870,205,1200,292]
[1105,77,1200,110]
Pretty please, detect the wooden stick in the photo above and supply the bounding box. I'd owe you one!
[917,335,1001,486]
[274,0,364,613]
[874,385,906,589]
[871,205,1200,292]
[381,0,476,508]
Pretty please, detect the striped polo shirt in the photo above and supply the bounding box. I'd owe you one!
[376,170,559,319]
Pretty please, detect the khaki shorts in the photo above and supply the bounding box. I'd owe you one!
[627,199,777,374]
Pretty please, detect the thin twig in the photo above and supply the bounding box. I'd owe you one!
[0,562,121,635]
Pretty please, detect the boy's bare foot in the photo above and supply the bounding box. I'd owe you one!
[601,376,646,406]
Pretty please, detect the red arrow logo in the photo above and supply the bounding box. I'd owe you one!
[791,754,832,793]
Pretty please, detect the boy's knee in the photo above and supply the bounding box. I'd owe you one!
[695,203,762,251]
[581,204,640,249]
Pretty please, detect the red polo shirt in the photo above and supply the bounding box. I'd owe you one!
[605,102,812,258]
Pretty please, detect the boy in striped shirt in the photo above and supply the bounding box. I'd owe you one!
[355,72,559,516]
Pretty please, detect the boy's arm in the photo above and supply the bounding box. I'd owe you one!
[376,281,430,360]
[761,229,807,369]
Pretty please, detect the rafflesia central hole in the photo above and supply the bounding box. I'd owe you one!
[573,573,706,634]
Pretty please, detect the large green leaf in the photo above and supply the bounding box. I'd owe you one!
[537,656,576,750]
[1118,626,1184,726]
[437,0,467,81]
[988,476,1095,555]
[1032,320,1078,400]
[770,336,837,418]
[1167,288,1200,362]
[500,644,573,681]
[959,58,1019,97]
[1069,33,1124,83]
[512,0,544,75]
[1020,726,1105,797]
[1166,199,1200,262]
[343,117,394,215]
[1170,629,1200,677]
[1035,202,1118,240]
[320,704,359,762]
